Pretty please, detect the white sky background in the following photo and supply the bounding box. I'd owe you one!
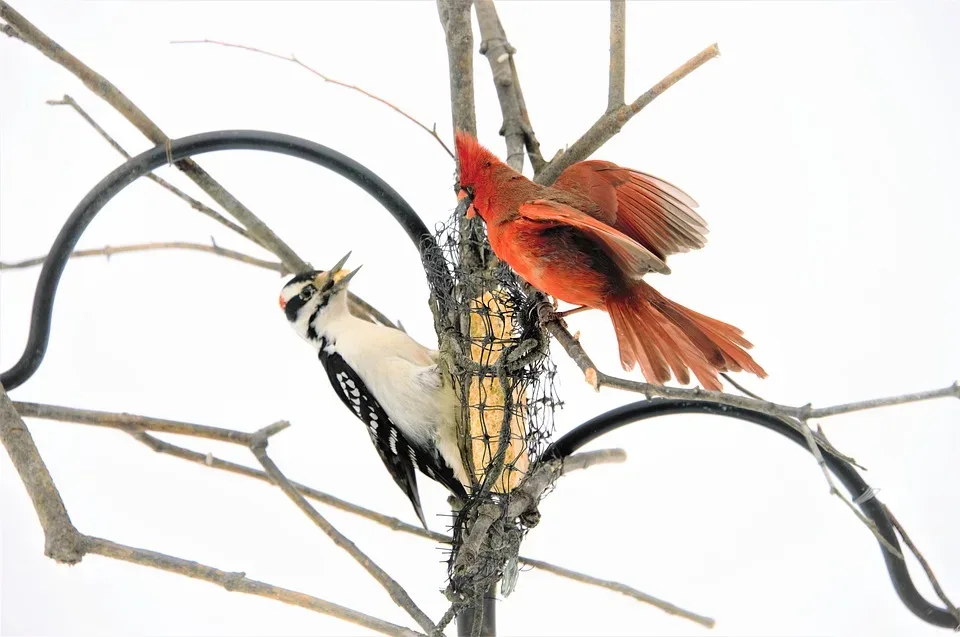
[2,1,959,635]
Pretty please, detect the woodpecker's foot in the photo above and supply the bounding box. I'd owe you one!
[584,367,600,392]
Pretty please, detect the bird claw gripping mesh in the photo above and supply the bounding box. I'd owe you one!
[422,212,562,602]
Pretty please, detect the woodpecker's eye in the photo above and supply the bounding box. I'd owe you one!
[299,285,315,301]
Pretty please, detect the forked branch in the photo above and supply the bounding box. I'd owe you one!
[14,401,713,626]
[0,1,306,272]
[0,389,420,637]
[535,43,721,185]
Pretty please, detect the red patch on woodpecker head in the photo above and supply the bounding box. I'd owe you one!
[278,294,287,310]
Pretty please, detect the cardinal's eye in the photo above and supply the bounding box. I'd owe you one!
[300,286,315,301]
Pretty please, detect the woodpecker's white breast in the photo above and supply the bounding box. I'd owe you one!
[317,311,468,487]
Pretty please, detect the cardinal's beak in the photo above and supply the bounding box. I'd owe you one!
[456,189,476,219]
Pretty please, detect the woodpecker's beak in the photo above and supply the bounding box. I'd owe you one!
[329,265,362,295]
[456,189,476,219]
[310,251,361,296]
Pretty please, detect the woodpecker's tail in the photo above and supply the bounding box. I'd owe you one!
[606,280,767,391]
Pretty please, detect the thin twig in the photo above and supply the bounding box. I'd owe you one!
[0,240,396,328]
[883,504,960,624]
[607,0,626,111]
[453,451,627,592]
[251,445,438,635]
[544,319,959,422]
[0,1,307,272]
[45,95,259,243]
[85,536,423,637]
[720,372,865,470]
[10,221,387,328]
[1,241,285,273]
[535,43,721,185]
[13,402,290,447]
[474,0,525,172]
[795,415,901,558]
[519,557,714,628]
[170,39,454,159]
[437,0,477,137]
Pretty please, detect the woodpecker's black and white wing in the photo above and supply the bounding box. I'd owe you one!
[318,348,467,528]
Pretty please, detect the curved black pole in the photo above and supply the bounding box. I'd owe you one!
[1,129,953,631]
[544,400,959,630]
[0,130,436,391]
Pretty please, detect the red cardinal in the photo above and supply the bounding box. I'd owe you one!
[454,130,766,391]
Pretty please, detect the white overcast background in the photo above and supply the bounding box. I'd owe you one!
[2,2,958,636]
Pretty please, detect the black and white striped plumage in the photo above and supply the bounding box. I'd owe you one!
[279,254,469,528]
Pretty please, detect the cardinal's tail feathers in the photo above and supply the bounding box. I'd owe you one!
[606,280,767,391]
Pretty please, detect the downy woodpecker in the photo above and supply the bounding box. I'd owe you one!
[279,253,469,528]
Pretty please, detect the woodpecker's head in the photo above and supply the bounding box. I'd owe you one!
[279,252,360,343]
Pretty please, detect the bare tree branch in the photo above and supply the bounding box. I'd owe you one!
[0,241,285,273]
[45,95,259,243]
[14,401,708,624]
[720,372,866,470]
[170,40,454,160]
[437,0,477,137]
[474,0,524,172]
[473,0,545,174]
[4,397,434,634]
[0,386,84,563]
[0,401,424,637]
[13,402,290,446]
[84,536,424,637]
[535,43,721,185]
[250,445,439,635]
[0,1,307,272]
[543,319,959,422]
[0,240,399,328]
[607,0,626,111]
[11,402,437,633]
